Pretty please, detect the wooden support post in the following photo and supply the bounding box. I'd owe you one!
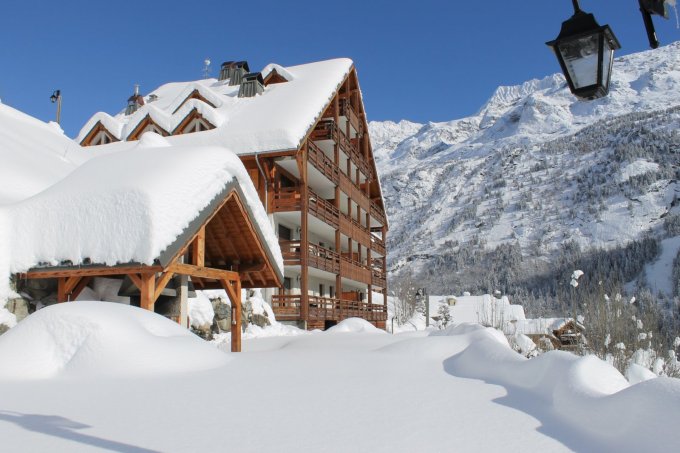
[192,226,205,267]
[57,278,67,303]
[221,278,242,352]
[298,145,309,324]
[71,277,92,301]
[140,273,156,311]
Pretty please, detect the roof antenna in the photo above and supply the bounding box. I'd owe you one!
[203,58,211,79]
[134,84,140,96]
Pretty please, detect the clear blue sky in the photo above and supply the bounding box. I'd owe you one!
[1,0,678,138]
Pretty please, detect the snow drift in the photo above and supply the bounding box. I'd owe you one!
[0,301,230,379]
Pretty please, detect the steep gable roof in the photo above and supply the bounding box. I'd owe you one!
[76,58,354,156]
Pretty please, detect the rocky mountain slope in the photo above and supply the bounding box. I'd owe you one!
[371,41,680,298]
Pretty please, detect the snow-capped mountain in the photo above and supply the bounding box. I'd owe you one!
[372,41,680,296]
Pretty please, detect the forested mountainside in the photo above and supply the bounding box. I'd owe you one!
[371,42,680,313]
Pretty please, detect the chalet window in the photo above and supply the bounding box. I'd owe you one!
[329,286,335,298]
[283,277,292,290]
[278,224,292,241]
[319,284,325,297]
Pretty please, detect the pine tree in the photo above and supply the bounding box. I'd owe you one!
[437,300,452,329]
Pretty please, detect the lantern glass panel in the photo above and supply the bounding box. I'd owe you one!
[558,34,600,89]
[601,39,615,88]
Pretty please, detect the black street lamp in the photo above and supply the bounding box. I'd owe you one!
[546,0,621,101]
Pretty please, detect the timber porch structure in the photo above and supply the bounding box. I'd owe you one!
[78,58,388,330]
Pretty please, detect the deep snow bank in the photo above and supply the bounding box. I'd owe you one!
[326,317,387,334]
[437,324,680,451]
[0,301,230,379]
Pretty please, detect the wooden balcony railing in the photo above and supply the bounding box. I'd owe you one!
[271,294,387,322]
[272,187,339,229]
[311,120,372,180]
[340,256,372,285]
[307,140,339,185]
[340,213,371,249]
[339,172,370,213]
[340,99,363,137]
[272,187,302,212]
[369,199,387,226]
[370,234,386,256]
[371,268,386,288]
[279,241,341,274]
[308,190,339,229]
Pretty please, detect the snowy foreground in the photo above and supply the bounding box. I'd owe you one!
[1,303,679,452]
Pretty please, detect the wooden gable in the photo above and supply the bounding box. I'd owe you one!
[263,69,289,86]
[172,89,217,114]
[80,121,119,147]
[126,115,169,141]
[171,109,215,136]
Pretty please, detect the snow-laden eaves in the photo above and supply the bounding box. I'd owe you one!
[7,141,283,277]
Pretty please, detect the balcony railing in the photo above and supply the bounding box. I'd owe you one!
[307,140,339,185]
[271,294,387,322]
[279,240,341,274]
[370,234,386,256]
[340,99,363,137]
[340,213,371,249]
[340,255,372,285]
[272,187,339,229]
[369,199,387,226]
[311,120,372,180]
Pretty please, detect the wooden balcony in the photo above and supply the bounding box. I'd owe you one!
[340,256,371,285]
[339,172,370,213]
[371,266,386,288]
[271,294,387,322]
[340,99,363,137]
[340,213,371,249]
[272,187,301,212]
[272,187,339,229]
[370,199,387,226]
[370,234,386,256]
[311,120,372,180]
[279,240,341,274]
[308,190,339,229]
[307,140,339,185]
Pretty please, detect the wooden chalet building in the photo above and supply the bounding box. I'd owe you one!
[78,58,389,330]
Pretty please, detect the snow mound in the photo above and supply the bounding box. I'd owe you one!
[326,317,386,334]
[0,301,230,380]
[441,325,680,451]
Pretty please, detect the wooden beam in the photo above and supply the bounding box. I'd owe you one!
[140,273,156,311]
[128,273,143,290]
[63,276,82,295]
[220,278,242,353]
[191,226,205,267]
[169,262,239,281]
[21,265,163,279]
[57,278,67,303]
[154,271,175,302]
[71,277,92,300]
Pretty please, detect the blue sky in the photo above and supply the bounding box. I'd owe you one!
[1,0,678,137]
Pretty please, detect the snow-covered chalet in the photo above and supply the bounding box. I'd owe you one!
[77,58,389,331]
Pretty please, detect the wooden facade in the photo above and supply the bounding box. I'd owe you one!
[242,68,388,330]
[78,63,388,331]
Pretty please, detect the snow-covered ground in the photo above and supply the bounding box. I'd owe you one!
[0,302,678,452]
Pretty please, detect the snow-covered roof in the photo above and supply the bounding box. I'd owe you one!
[0,103,87,204]
[436,295,526,326]
[6,136,283,278]
[504,318,573,336]
[77,58,354,156]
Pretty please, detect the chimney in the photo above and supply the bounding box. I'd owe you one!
[125,84,145,115]
[219,61,234,81]
[228,61,250,86]
[238,72,265,98]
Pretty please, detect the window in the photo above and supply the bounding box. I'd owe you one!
[319,284,325,297]
[278,224,292,241]
[329,286,335,298]
[283,277,292,291]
